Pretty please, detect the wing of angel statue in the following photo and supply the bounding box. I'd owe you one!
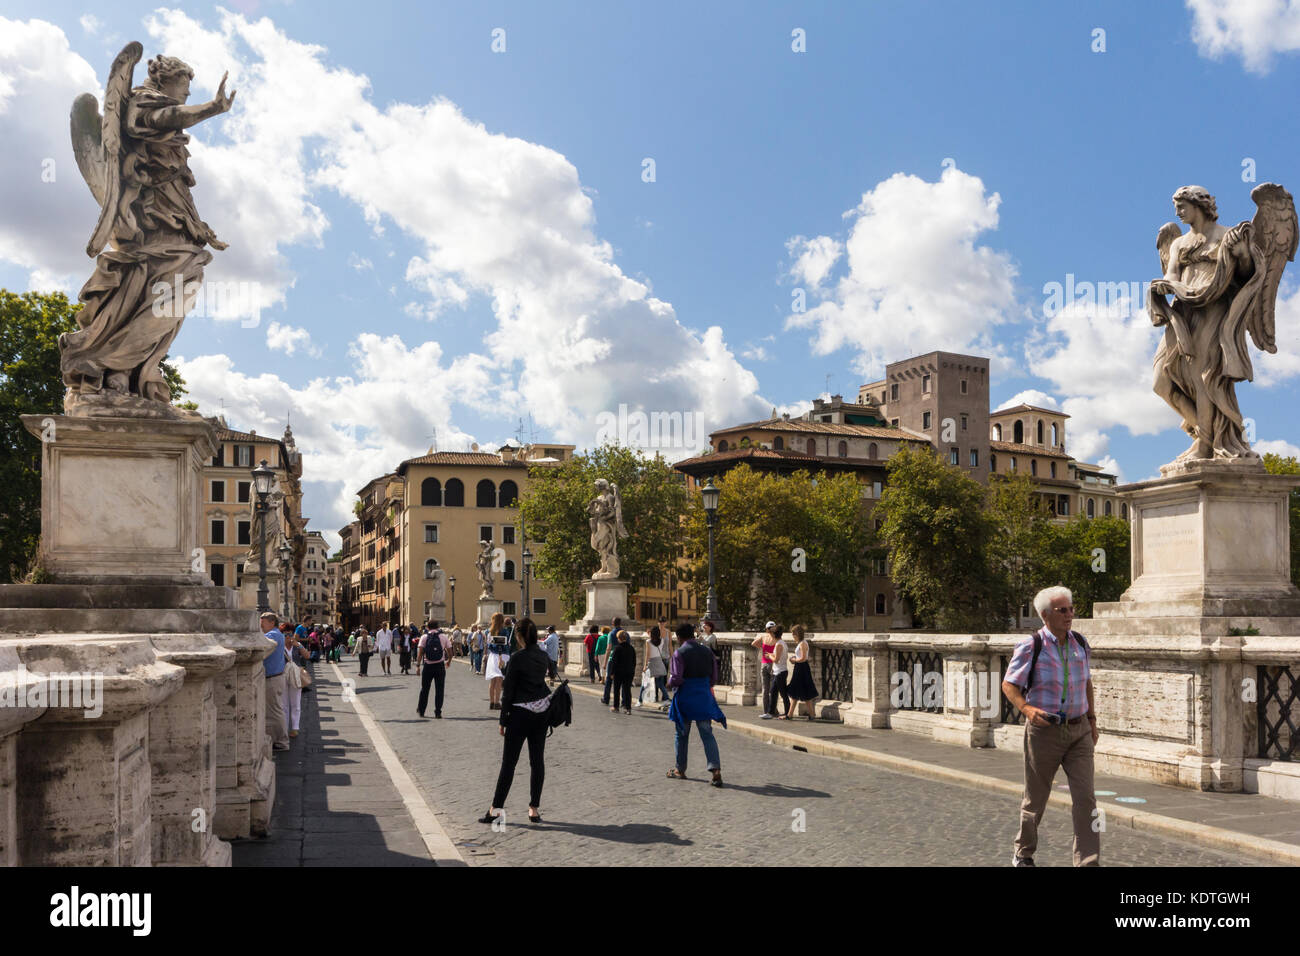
[1245,182,1299,354]
[69,41,142,258]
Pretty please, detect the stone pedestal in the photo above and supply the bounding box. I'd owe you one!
[8,638,185,866]
[240,567,287,615]
[213,630,278,840]
[1119,460,1300,611]
[20,412,216,584]
[580,578,629,628]
[149,636,237,866]
[475,597,503,627]
[1081,459,1300,793]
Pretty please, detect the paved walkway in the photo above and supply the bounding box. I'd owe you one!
[231,661,456,867]
[300,656,1268,867]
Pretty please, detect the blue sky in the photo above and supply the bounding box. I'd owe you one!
[4,0,1300,547]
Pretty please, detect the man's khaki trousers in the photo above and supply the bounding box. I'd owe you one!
[1014,719,1100,866]
[265,671,289,749]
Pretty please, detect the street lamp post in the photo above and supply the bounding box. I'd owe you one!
[449,575,456,626]
[279,541,292,621]
[701,479,726,630]
[521,546,533,619]
[251,460,274,613]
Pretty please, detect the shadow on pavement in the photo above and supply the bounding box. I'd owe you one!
[523,820,693,846]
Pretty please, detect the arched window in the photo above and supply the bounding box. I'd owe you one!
[1031,459,1038,476]
[868,442,878,459]
[1050,461,1056,478]
[1104,499,1112,516]
[1013,420,1024,444]
[1036,420,1044,445]
[773,436,784,450]
[806,438,816,455]
[718,439,728,452]
[420,477,441,506]
[476,479,496,508]
[1086,498,1096,518]
[1121,503,1129,520]
[442,478,464,507]
[498,480,519,508]
[503,559,516,581]
[1051,422,1059,446]
[990,453,997,471]
[1009,456,1017,472]
[837,440,848,458]
[874,593,886,615]
[424,559,439,579]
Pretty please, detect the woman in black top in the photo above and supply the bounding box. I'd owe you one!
[480,618,552,825]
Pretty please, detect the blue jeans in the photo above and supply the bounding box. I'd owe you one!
[674,719,720,772]
[471,649,483,673]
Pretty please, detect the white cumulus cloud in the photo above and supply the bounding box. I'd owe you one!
[1186,0,1300,73]
[265,321,321,358]
[785,167,1019,380]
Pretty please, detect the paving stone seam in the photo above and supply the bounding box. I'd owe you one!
[328,662,468,867]
[564,682,1300,865]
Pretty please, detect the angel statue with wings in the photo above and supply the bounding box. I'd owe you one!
[1148,183,1297,469]
[62,42,235,410]
[588,478,629,579]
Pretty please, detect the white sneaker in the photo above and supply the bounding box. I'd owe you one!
[634,701,643,708]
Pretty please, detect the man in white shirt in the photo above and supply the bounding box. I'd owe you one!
[375,625,394,675]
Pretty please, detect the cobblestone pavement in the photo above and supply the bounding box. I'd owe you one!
[347,657,1260,867]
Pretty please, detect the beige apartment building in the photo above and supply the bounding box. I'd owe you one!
[199,420,305,615]
[300,530,330,620]
[988,404,1122,520]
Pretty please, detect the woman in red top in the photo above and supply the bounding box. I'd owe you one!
[584,623,601,683]
[750,621,778,719]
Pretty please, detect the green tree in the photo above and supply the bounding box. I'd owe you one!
[875,446,1008,631]
[518,444,688,621]
[0,289,188,582]
[682,465,873,630]
[987,472,1054,621]
[1263,452,1300,588]
[1040,515,1131,618]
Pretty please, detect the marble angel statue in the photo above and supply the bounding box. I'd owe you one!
[63,42,235,409]
[1148,183,1297,466]
[588,478,628,579]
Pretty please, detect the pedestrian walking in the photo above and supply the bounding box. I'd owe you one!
[484,612,511,710]
[665,623,726,786]
[479,618,552,825]
[751,621,778,719]
[766,626,791,719]
[376,624,394,675]
[416,623,454,718]
[609,627,636,714]
[356,627,373,676]
[396,626,410,675]
[584,624,601,683]
[637,627,669,707]
[451,625,465,659]
[596,625,614,702]
[1002,585,1099,867]
[697,619,721,662]
[543,625,560,684]
[470,625,485,674]
[283,629,307,738]
[786,625,818,719]
[260,612,290,752]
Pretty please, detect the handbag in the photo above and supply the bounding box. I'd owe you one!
[283,647,305,689]
[299,664,312,688]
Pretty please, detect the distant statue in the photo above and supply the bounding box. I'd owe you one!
[1149,184,1296,467]
[246,479,285,571]
[474,540,495,599]
[588,478,628,579]
[63,42,235,409]
[429,560,447,606]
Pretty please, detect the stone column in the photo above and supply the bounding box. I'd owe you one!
[729,636,760,706]
[149,636,237,866]
[933,637,996,747]
[10,638,185,866]
[843,635,892,729]
[213,631,277,840]
[0,646,47,867]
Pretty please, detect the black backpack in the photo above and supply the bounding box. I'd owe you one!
[1023,630,1088,692]
[424,631,444,664]
[545,680,572,736]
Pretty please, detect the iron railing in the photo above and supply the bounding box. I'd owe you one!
[821,648,853,702]
[1258,664,1298,760]
[719,646,734,686]
[999,655,1022,724]
[894,650,943,712]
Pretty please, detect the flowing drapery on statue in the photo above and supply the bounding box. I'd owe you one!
[588,478,628,579]
[1148,184,1297,466]
[475,540,495,599]
[63,42,235,408]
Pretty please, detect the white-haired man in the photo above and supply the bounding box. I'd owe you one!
[1001,585,1099,867]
